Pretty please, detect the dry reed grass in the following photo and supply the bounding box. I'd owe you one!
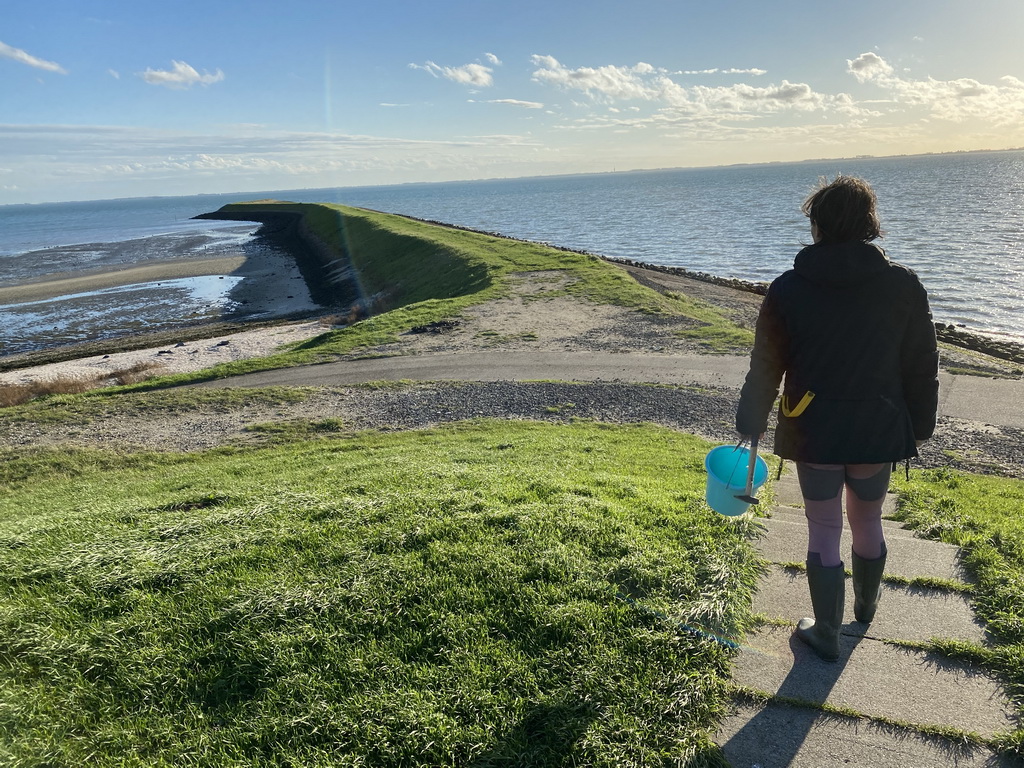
[0,362,165,408]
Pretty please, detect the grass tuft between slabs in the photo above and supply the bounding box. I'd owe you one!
[893,467,1024,752]
[0,421,761,767]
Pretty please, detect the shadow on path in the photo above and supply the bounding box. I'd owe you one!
[721,628,865,767]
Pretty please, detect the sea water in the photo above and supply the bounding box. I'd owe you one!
[1,151,1022,355]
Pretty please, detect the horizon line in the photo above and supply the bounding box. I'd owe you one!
[5,145,1023,208]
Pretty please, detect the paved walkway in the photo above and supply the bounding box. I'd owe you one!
[714,470,1018,767]
[202,351,1024,430]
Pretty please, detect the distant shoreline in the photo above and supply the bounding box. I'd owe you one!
[7,146,1022,208]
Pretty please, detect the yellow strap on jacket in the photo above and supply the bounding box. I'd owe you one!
[780,390,816,418]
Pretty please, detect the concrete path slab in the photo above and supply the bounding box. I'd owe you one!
[752,565,987,644]
[755,517,973,583]
[771,474,899,517]
[732,626,1016,737]
[767,504,908,534]
[718,449,1016,763]
[716,700,1016,768]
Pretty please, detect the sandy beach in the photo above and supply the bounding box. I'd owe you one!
[0,245,335,385]
[1,228,328,359]
[0,317,332,386]
[0,256,249,305]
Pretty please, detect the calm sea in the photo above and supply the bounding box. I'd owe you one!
[2,151,1022,355]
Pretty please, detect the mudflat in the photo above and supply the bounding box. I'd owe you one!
[0,256,248,304]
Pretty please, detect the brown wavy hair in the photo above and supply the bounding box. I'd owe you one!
[801,175,882,243]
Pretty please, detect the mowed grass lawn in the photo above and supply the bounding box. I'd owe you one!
[0,420,764,767]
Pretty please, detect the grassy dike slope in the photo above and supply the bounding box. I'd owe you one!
[142,201,750,388]
[0,423,764,767]
[0,203,762,766]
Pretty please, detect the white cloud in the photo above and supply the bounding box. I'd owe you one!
[531,55,663,101]
[847,52,894,83]
[410,60,494,87]
[485,99,544,109]
[846,52,1024,124]
[140,60,225,89]
[682,80,827,113]
[677,67,767,76]
[0,41,67,74]
[108,69,120,79]
[485,53,501,66]
[532,54,839,118]
[535,50,1024,129]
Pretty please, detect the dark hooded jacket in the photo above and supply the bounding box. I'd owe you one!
[736,241,939,464]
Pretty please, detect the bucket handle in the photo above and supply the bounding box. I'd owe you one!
[728,439,749,486]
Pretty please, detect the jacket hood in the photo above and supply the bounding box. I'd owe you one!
[793,241,890,288]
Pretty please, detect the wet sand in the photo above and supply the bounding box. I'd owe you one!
[0,256,248,305]
[1,227,331,359]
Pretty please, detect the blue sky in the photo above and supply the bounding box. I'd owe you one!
[3,0,1024,204]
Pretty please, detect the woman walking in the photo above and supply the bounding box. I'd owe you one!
[736,176,939,662]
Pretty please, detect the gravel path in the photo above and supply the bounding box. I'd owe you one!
[4,380,1020,478]
[2,265,1022,478]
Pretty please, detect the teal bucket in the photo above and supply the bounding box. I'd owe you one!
[704,445,769,516]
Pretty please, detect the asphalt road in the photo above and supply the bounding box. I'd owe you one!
[199,351,1024,431]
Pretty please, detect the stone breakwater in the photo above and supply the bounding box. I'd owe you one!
[932,324,1024,366]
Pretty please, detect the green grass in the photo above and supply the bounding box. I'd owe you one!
[0,421,762,767]
[666,291,755,352]
[0,387,311,427]
[892,467,1024,751]
[892,468,1024,644]
[98,202,750,393]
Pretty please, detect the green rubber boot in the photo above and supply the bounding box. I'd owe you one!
[795,555,846,662]
[852,543,887,623]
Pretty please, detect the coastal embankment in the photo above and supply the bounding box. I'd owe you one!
[195,201,493,321]
[194,204,360,309]
[3,203,1022,479]
[266,202,1024,367]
